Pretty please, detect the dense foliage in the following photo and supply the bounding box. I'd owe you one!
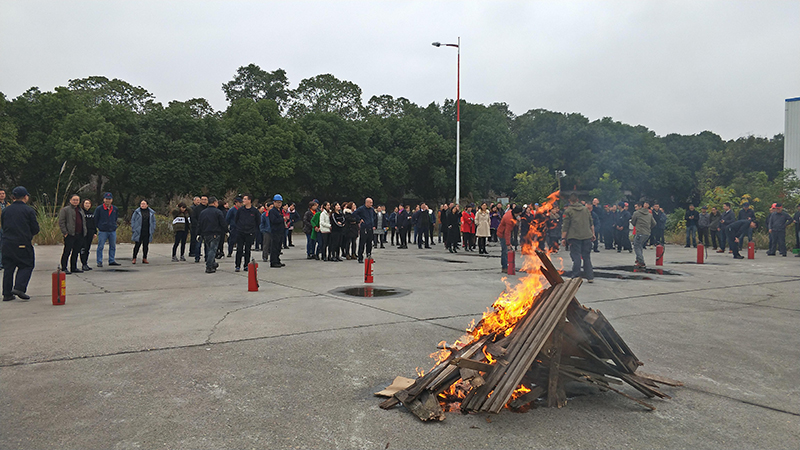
[0,64,795,219]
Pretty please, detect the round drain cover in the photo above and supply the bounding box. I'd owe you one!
[329,285,411,298]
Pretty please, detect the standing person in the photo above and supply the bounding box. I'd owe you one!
[329,202,345,262]
[287,203,300,247]
[260,202,272,262]
[461,205,475,251]
[603,205,616,249]
[630,201,657,268]
[727,217,757,259]
[428,205,437,245]
[438,204,448,243]
[354,198,377,263]
[497,205,522,272]
[171,202,191,262]
[738,202,757,246]
[588,204,601,253]
[397,205,409,249]
[489,205,501,243]
[345,202,359,259]
[614,202,632,253]
[374,205,386,249]
[80,199,96,271]
[684,204,698,248]
[767,203,793,257]
[717,202,735,253]
[310,203,322,260]
[415,203,431,249]
[268,194,286,268]
[198,197,226,273]
[388,207,398,246]
[708,206,721,250]
[192,196,208,263]
[475,202,491,254]
[448,204,462,253]
[1,187,39,301]
[95,192,121,267]
[794,203,800,256]
[130,199,156,264]
[546,206,562,252]
[281,204,291,249]
[234,194,260,271]
[318,201,332,261]
[698,206,711,247]
[0,188,8,270]
[57,194,87,274]
[188,196,201,258]
[225,197,242,258]
[303,201,318,259]
[561,194,595,282]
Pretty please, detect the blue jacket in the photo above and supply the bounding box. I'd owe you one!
[353,205,377,230]
[131,207,156,243]
[260,211,272,234]
[94,204,119,232]
[226,207,239,235]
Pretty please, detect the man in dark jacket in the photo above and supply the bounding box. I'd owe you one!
[767,203,793,257]
[225,197,242,257]
[268,194,286,267]
[354,198,377,262]
[697,206,710,247]
[94,192,121,267]
[684,204,698,248]
[738,202,757,246]
[57,194,87,274]
[1,187,39,301]
[191,196,208,262]
[727,218,756,259]
[708,206,721,250]
[415,203,431,249]
[588,204,601,252]
[234,194,260,271]
[717,202,735,253]
[615,202,632,252]
[397,205,409,249]
[198,197,227,273]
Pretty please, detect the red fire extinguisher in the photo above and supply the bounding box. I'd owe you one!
[507,250,516,275]
[364,258,374,283]
[248,259,259,291]
[655,245,664,266]
[696,243,704,264]
[747,242,755,259]
[52,267,66,305]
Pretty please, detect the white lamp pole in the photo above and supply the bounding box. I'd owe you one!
[432,37,460,204]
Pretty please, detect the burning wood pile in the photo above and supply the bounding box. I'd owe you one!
[377,250,681,421]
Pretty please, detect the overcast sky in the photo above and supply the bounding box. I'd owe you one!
[1,1,798,140]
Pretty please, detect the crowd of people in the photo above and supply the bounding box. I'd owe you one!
[1,185,799,302]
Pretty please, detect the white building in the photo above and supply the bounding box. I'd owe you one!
[786,97,800,175]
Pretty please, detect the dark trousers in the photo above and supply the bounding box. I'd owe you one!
[478,236,487,253]
[398,226,407,247]
[710,229,720,249]
[203,235,221,271]
[698,227,710,246]
[173,230,187,257]
[133,234,150,259]
[61,234,84,271]
[718,228,727,251]
[329,232,342,260]
[568,238,594,280]
[189,226,198,256]
[769,231,786,255]
[262,232,272,261]
[604,228,615,249]
[287,230,294,246]
[319,233,329,260]
[429,226,435,243]
[730,235,742,258]
[227,232,237,256]
[615,228,631,251]
[390,227,396,245]
[194,235,204,261]
[254,230,262,250]
[81,233,95,266]
[270,232,282,265]
[2,243,35,296]
[236,233,255,268]
[358,228,374,259]
[417,229,429,248]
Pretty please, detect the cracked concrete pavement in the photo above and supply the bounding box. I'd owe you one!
[1,241,798,449]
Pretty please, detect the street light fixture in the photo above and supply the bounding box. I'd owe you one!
[432,37,460,204]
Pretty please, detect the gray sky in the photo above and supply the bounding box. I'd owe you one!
[1,1,798,140]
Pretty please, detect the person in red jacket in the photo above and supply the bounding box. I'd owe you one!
[497,205,523,272]
[461,205,476,251]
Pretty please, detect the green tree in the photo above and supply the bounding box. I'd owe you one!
[221,64,290,111]
[589,173,623,205]
[288,74,363,120]
[513,167,556,204]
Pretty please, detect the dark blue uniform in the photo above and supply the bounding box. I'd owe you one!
[1,201,40,300]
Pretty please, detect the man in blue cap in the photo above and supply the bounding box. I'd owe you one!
[1,187,39,301]
[268,194,286,267]
[94,192,121,267]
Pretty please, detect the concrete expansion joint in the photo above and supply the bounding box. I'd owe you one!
[683,385,800,417]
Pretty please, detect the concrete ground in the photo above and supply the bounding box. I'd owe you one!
[1,239,798,449]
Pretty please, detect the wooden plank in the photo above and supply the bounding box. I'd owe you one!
[535,250,564,286]
[452,358,495,373]
[405,390,446,421]
[508,386,545,410]
[547,320,566,408]
[636,371,684,387]
[459,368,480,381]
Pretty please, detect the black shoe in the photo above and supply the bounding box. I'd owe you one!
[63,269,72,275]
[109,262,121,266]
[593,250,600,253]
[97,262,103,267]
[425,246,431,249]
[82,265,93,271]
[733,255,744,259]
[3,296,14,302]
[206,268,216,273]
[270,263,283,268]
[244,265,249,271]
[235,267,241,272]
[72,268,84,274]
[288,244,295,247]
[313,255,320,260]
[358,259,364,263]
[11,289,30,300]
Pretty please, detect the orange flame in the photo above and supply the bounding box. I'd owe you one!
[511,384,532,400]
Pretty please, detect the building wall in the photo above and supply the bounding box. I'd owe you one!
[786,97,800,175]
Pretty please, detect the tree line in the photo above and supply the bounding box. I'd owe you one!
[0,63,794,218]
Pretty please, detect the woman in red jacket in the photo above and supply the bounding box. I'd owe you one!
[461,204,476,251]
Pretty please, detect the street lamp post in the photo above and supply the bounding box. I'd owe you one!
[432,37,460,204]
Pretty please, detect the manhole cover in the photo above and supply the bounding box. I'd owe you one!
[329,286,411,298]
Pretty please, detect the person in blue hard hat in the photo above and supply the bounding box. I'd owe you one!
[1,187,39,301]
[268,194,286,267]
